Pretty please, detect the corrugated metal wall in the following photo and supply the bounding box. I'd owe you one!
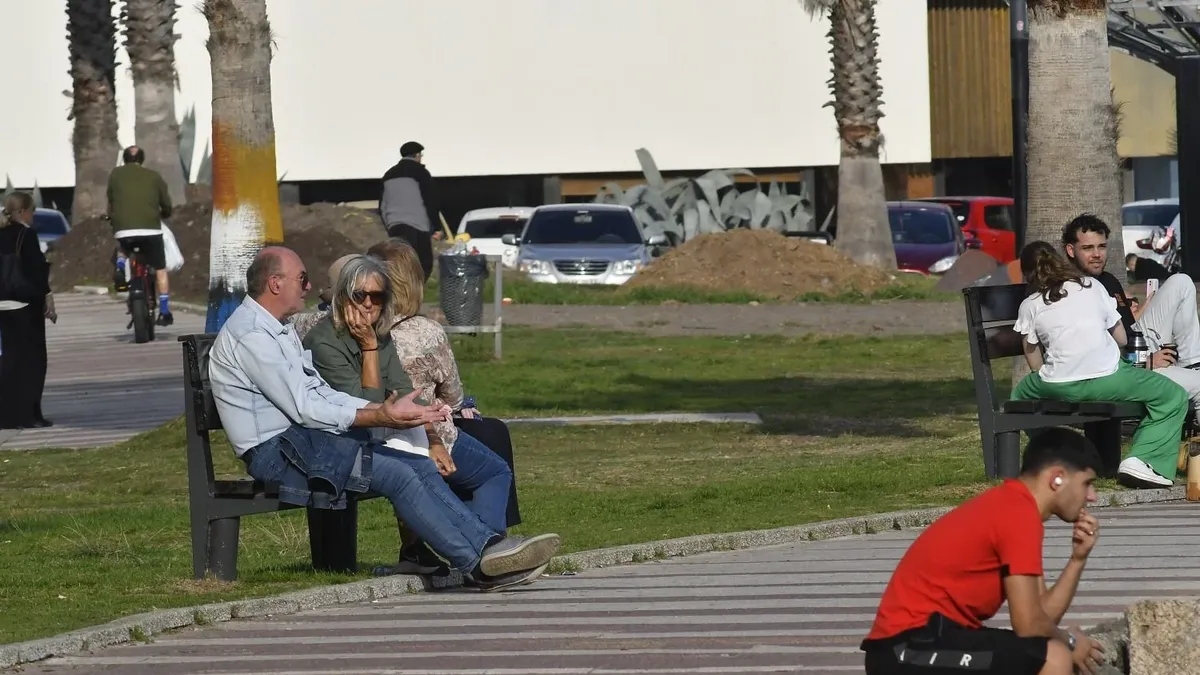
[927,0,1012,159]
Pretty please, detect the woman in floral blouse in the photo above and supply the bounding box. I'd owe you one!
[367,238,522,528]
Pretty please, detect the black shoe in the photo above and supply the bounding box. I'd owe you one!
[156,312,174,327]
[31,418,52,428]
[472,563,550,592]
[373,545,449,577]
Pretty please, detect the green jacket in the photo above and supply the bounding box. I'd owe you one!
[106,164,172,232]
[302,314,420,404]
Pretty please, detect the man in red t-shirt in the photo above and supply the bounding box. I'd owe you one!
[861,428,1107,675]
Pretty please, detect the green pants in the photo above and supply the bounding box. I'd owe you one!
[1011,361,1189,479]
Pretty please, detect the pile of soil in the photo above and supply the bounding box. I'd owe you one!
[624,229,894,299]
[49,201,391,300]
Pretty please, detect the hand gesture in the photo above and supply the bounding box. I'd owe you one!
[430,443,456,476]
[459,407,479,420]
[380,390,449,428]
[346,305,377,349]
[1069,626,1105,675]
[1071,510,1099,562]
[44,295,57,324]
[1151,348,1177,370]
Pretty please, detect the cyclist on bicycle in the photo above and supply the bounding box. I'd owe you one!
[107,145,174,326]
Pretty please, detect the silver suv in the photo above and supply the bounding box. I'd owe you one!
[503,204,669,286]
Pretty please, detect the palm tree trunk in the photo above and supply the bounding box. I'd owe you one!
[1026,1,1125,275]
[826,0,896,271]
[122,0,187,206]
[202,0,283,332]
[68,0,121,225]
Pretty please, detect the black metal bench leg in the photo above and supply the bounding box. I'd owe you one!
[996,432,1021,479]
[190,507,210,580]
[1084,420,1123,478]
[207,517,241,582]
[308,501,358,573]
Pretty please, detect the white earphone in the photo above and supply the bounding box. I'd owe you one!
[1053,476,1064,487]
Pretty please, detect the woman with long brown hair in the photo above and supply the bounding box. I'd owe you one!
[1011,240,1187,489]
[0,191,55,429]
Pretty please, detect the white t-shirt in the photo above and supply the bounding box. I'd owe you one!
[1014,280,1122,383]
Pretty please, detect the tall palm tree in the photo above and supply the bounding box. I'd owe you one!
[1025,0,1125,275]
[201,0,284,331]
[121,0,187,205]
[67,0,121,225]
[800,0,896,270]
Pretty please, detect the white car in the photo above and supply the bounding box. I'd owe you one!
[455,207,534,269]
[1122,198,1179,267]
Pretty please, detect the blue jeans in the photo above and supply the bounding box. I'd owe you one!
[444,431,512,533]
[368,449,499,572]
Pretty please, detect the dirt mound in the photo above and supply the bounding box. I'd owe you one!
[624,229,894,299]
[49,201,390,301]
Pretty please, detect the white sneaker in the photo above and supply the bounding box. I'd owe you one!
[1117,457,1173,489]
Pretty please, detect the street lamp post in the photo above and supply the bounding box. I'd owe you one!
[1011,0,1030,254]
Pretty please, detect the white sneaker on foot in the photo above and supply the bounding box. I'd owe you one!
[1117,457,1173,489]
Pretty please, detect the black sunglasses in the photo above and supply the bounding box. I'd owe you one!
[352,290,385,305]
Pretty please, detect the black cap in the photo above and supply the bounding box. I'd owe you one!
[400,141,424,157]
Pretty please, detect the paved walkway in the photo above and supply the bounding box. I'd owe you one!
[23,501,1199,674]
[0,293,205,451]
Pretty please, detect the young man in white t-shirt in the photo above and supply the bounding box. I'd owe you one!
[1012,241,1189,489]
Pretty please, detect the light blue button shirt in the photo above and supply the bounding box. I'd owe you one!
[209,296,369,456]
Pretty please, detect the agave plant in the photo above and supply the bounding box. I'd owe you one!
[594,148,814,243]
[3,176,46,209]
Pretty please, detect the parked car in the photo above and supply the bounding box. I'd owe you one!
[1122,198,1179,268]
[455,206,534,269]
[31,207,70,253]
[503,204,669,286]
[915,196,1016,263]
[889,201,979,275]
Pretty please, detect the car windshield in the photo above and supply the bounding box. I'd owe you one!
[462,216,528,239]
[1123,204,1178,229]
[32,212,68,236]
[523,209,642,245]
[889,208,955,245]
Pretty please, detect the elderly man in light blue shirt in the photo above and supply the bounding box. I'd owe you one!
[208,247,561,591]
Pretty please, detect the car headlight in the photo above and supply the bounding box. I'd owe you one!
[929,256,959,274]
[519,259,552,275]
[612,259,642,275]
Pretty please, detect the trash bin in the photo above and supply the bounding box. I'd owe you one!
[439,254,489,327]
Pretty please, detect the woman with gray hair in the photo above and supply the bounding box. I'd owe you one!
[302,255,548,589]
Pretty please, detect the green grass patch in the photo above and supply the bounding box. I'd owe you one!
[0,326,1075,644]
[422,271,957,306]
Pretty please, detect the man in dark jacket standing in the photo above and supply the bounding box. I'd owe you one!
[380,141,439,281]
[108,146,175,326]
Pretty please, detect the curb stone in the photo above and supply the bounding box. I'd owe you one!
[0,486,1183,669]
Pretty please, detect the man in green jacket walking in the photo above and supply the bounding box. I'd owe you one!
[108,146,175,326]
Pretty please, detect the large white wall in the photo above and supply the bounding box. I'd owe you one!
[5,0,931,187]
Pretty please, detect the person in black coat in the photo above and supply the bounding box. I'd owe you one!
[0,191,55,429]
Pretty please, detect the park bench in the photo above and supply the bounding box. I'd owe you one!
[963,284,1144,479]
[180,333,380,581]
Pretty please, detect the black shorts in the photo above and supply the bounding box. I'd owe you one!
[863,615,1048,675]
[117,235,167,271]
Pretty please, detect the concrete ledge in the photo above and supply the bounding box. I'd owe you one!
[505,412,763,426]
[1127,598,1200,675]
[0,486,1185,669]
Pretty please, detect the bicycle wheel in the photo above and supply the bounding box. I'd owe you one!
[130,277,153,344]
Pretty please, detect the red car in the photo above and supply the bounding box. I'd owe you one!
[915,196,1016,264]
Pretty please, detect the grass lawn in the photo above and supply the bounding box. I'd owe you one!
[2,327,1036,644]
[423,270,959,306]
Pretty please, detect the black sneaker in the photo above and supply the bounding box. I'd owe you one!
[473,563,549,593]
[372,544,449,577]
[156,312,174,327]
